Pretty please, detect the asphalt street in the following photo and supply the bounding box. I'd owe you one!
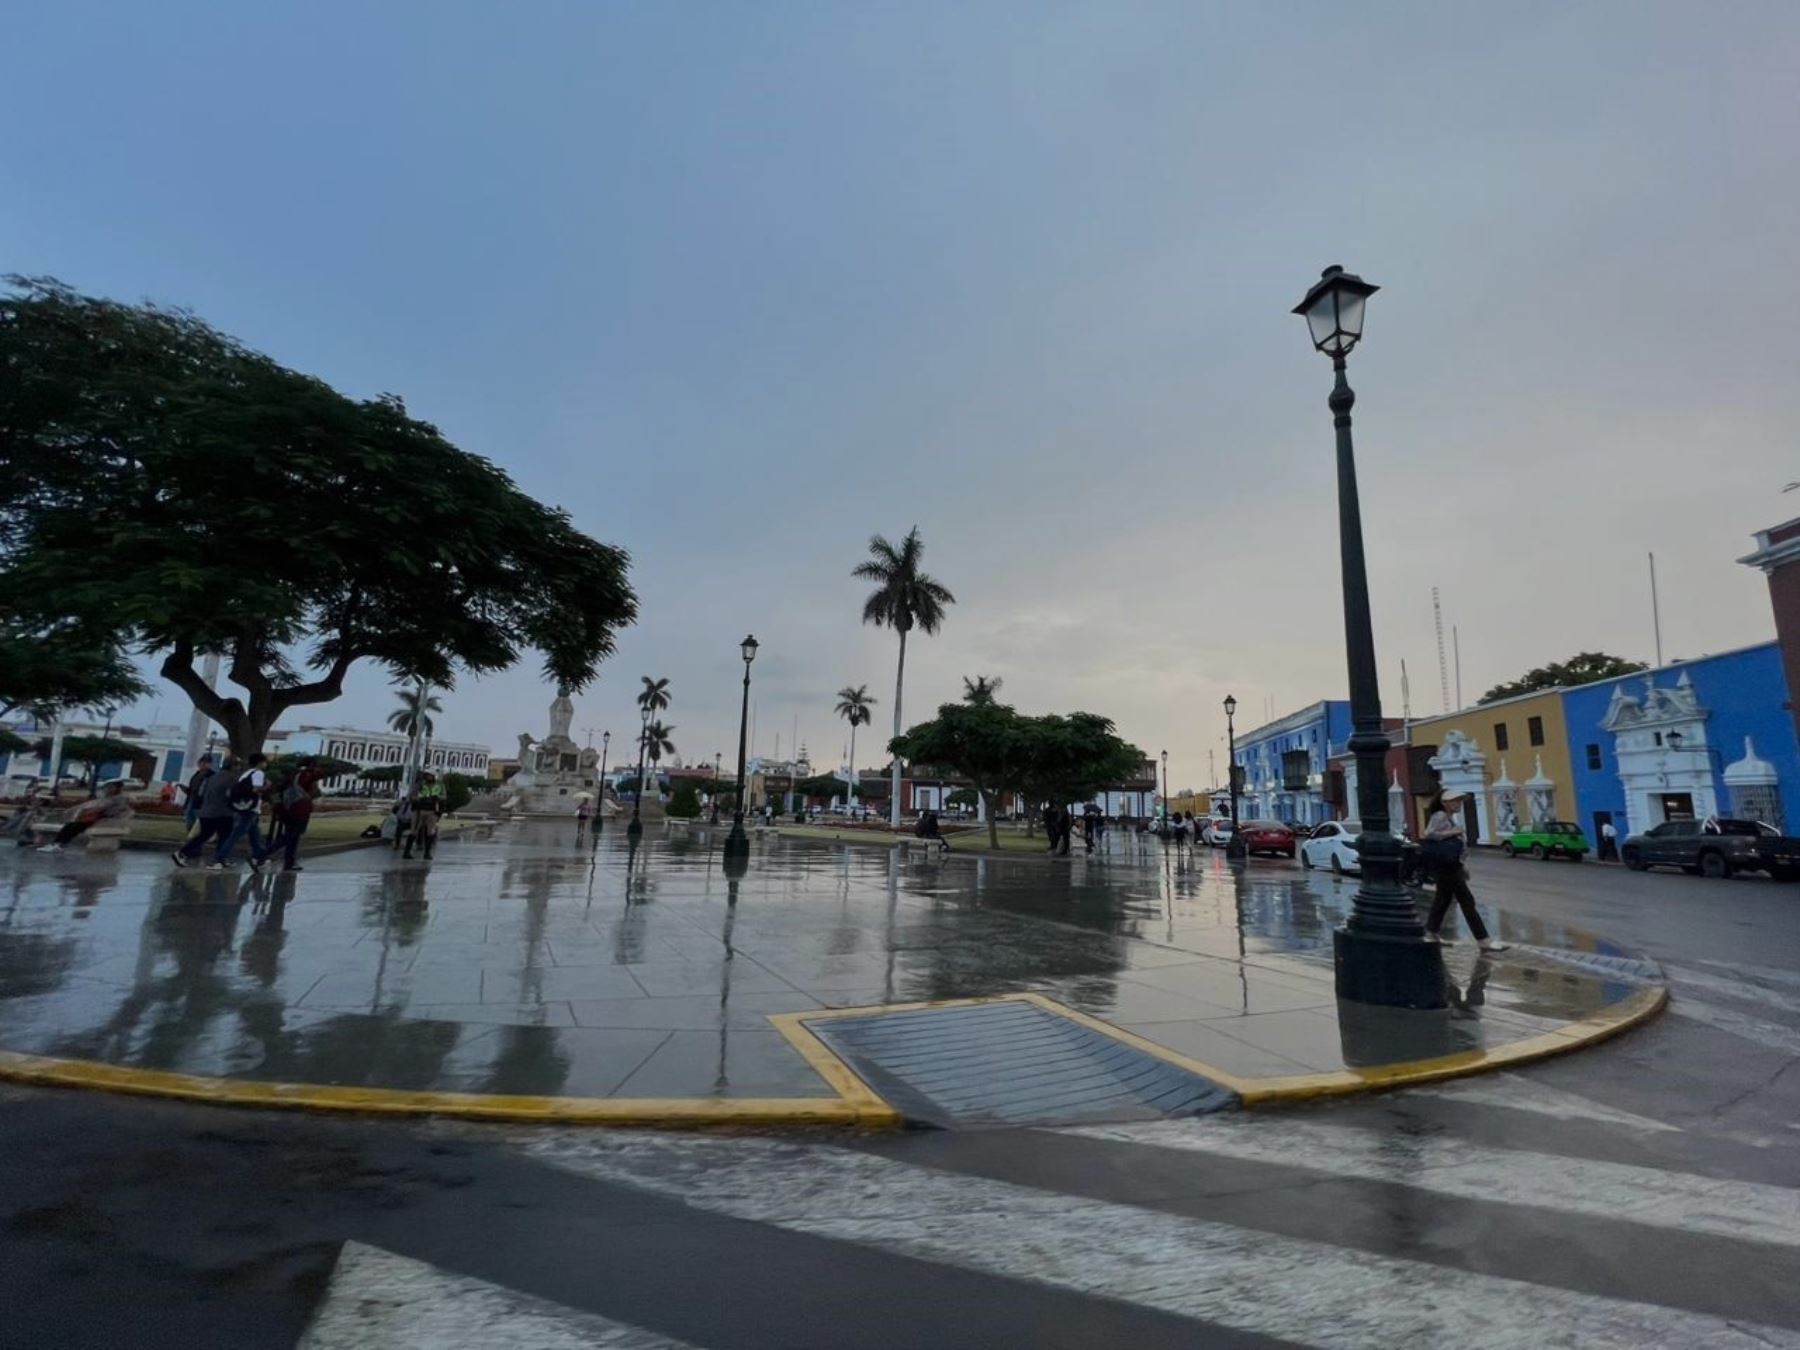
[2,851,1796,1348]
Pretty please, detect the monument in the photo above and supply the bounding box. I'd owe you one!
[503,687,607,816]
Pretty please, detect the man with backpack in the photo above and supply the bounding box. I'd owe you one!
[213,752,273,871]
[173,755,240,868]
[275,757,324,872]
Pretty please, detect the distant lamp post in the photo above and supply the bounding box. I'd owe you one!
[1294,264,1444,1009]
[723,636,759,863]
[1224,695,1245,859]
[1160,750,1170,821]
[595,730,611,834]
[627,707,650,841]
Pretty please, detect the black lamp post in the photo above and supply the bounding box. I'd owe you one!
[1160,750,1170,824]
[1294,264,1445,1009]
[595,730,610,835]
[627,709,649,841]
[722,635,759,862]
[1224,695,1245,860]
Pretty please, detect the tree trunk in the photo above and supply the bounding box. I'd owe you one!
[890,627,907,828]
[847,723,857,809]
[984,790,1000,850]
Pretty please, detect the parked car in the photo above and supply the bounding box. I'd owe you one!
[1501,820,1589,861]
[1236,819,1297,859]
[1621,817,1800,880]
[1203,819,1235,848]
[1300,820,1361,875]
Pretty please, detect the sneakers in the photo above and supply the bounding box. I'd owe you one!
[285,864,303,873]
[1479,939,1512,953]
[1421,930,1443,945]
[249,857,266,873]
[205,861,228,872]
[170,851,188,868]
[36,843,62,853]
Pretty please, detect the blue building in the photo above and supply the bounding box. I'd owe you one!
[1560,641,1800,839]
[1232,700,1352,827]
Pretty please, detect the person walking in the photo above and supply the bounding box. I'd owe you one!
[275,757,324,871]
[405,772,444,861]
[575,797,593,840]
[173,756,241,868]
[36,782,132,851]
[182,754,215,836]
[1598,818,1619,863]
[213,752,273,871]
[1421,790,1509,952]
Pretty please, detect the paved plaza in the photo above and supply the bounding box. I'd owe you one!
[0,821,1662,1122]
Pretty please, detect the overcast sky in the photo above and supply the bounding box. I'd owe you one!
[5,2,1797,789]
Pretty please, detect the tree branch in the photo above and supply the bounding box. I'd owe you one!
[160,642,241,723]
[269,647,363,714]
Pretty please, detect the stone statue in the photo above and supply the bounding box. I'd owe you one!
[516,732,534,762]
[548,686,575,744]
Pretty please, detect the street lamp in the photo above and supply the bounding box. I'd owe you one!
[627,706,650,841]
[1224,695,1244,859]
[1294,264,1444,1009]
[595,730,611,835]
[723,635,759,863]
[1160,750,1170,824]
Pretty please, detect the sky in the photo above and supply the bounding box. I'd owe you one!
[5,1,1798,791]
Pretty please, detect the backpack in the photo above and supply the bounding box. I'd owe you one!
[229,771,261,811]
[281,779,308,809]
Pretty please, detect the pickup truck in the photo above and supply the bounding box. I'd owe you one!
[1621,818,1800,881]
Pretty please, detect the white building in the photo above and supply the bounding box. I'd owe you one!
[283,725,491,792]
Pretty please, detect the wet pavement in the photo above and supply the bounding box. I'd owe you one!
[0,822,1663,1108]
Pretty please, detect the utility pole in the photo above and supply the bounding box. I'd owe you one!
[1649,552,1664,667]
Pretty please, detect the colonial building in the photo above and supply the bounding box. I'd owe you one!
[1231,701,1352,826]
[1402,689,1576,844]
[1739,516,1800,749]
[284,724,491,792]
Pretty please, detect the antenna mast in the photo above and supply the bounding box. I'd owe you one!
[1432,587,1450,713]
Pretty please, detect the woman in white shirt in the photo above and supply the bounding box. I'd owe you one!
[1421,790,1509,952]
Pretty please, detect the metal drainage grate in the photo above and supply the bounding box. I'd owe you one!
[807,998,1235,1128]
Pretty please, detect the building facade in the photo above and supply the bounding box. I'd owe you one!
[1739,516,1800,750]
[284,725,491,792]
[1402,689,1576,844]
[1560,643,1798,839]
[1231,701,1352,826]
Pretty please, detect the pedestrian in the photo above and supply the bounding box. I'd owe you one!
[1041,803,1059,853]
[275,757,324,871]
[405,772,444,861]
[212,752,273,871]
[173,756,241,868]
[1421,790,1509,952]
[915,808,950,853]
[391,792,415,853]
[1598,818,1619,863]
[36,782,132,851]
[576,798,593,838]
[182,753,215,835]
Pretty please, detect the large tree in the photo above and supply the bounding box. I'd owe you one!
[890,703,1140,850]
[854,527,954,828]
[1479,652,1645,705]
[0,619,146,721]
[0,278,636,756]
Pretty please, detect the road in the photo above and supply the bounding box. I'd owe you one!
[2,855,1796,1348]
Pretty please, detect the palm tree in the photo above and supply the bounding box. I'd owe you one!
[961,674,1003,706]
[854,527,955,827]
[637,676,671,719]
[641,720,675,801]
[834,684,876,810]
[388,684,443,739]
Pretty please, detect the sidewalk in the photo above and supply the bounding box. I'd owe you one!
[0,822,1664,1126]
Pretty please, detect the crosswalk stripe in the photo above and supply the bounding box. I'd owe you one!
[1670,997,1800,1058]
[1410,1072,1681,1132]
[1667,966,1800,1017]
[300,1241,700,1350]
[518,1131,1800,1349]
[1686,957,1800,991]
[1062,1115,1800,1249]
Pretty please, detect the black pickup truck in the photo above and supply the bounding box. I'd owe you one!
[1621,818,1800,881]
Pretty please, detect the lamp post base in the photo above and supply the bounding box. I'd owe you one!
[722,823,749,860]
[626,818,643,842]
[1333,926,1448,1009]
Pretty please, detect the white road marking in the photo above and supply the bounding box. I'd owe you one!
[1670,997,1800,1058]
[1063,1116,1800,1249]
[1687,957,1800,991]
[1409,1072,1680,1132]
[1667,965,1800,1018]
[517,1131,1799,1350]
[299,1241,699,1350]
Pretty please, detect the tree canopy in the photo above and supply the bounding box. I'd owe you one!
[890,703,1141,849]
[0,277,637,755]
[0,619,146,721]
[1479,652,1646,704]
[40,734,142,787]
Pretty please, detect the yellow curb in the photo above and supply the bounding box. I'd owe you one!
[789,984,1669,1110]
[0,1047,903,1130]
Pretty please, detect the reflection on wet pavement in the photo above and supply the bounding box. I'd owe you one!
[0,823,1659,1101]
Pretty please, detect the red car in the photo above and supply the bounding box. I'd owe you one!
[1237,819,1297,858]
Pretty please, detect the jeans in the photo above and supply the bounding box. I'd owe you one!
[54,819,94,846]
[181,816,233,859]
[1426,864,1491,941]
[281,814,311,868]
[216,809,268,864]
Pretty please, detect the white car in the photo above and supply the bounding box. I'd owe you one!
[1300,820,1362,875]
[1202,819,1235,848]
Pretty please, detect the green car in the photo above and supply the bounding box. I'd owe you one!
[1501,820,1589,861]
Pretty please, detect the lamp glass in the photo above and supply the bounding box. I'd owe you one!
[741,635,759,663]
[1223,695,1237,717]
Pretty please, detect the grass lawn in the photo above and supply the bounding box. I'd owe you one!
[129,810,390,847]
[774,822,1058,855]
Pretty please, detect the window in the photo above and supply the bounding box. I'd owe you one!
[1281,750,1310,791]
[1527,716,1544,747]
[1493,723,1509,752]
[1585,743,1602,771]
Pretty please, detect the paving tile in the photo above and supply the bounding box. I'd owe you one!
[567,991,822,1031]
[608,1029,836,1098]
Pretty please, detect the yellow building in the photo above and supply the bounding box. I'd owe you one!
[1404,689,1575,845]
[1170,790,1213,817]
